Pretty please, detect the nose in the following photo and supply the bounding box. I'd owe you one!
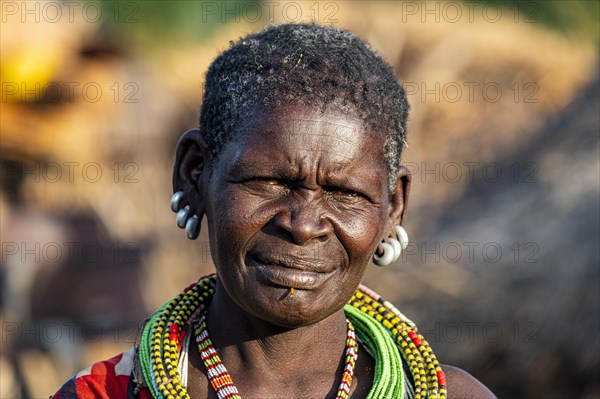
[273,193,333,246]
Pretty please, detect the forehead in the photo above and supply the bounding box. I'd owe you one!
[230,105,385,167]
[211,105,388,196]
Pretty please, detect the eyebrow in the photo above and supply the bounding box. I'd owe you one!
[229,157,384,192]
[227,159,295,178]
[324,169,384,193]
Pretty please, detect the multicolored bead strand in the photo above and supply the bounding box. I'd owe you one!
[194,313,241,399]
[336,319,358,399]
[194,313,359,399]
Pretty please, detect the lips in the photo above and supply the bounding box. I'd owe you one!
[248,253,335,290]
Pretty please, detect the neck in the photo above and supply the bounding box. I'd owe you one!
[205,280,348,378]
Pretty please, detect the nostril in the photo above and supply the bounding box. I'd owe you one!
[270,199,333,246]
[290,212,332,245]
[273,209,293,230]
[315,233,329,243]
[263,210,296,244]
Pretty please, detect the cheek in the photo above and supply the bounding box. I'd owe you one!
[334,207,387,263]
[208,188,275,265]
[328,208,387,297]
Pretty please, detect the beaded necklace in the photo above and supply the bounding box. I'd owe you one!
[137,274,447,399]
[194,313,358,399]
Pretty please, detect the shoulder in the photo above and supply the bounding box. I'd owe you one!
[51,347,151,399]
[442,364,497,399]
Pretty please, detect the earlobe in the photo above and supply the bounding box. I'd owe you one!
[172,129,210,228]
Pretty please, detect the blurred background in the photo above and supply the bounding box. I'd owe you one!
[1,1,598,397]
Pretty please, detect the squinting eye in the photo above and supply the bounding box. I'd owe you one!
[260,178,294,187]
[325,185,365,200]
[255,178,278,185]
[336,188,358,197]
[243,177,289,191]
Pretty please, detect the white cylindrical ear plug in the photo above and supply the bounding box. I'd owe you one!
[170,191,184,212]
[186,215,200,240]
[176,207,190,228]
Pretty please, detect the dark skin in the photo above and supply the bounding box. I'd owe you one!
[173,104,495,398]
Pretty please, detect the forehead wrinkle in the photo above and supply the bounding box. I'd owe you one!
[279,130,361,157]
[283,118,362,147]
[285,116,362,131]
[284,136,359,176]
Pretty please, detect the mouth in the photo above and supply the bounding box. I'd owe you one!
[248,253,335,290]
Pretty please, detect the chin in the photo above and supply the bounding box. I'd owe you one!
[266,314,315,329]
[241,290,337,329]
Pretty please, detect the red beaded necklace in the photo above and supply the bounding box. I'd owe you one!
[194,313,358,399]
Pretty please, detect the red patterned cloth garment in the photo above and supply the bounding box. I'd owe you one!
[52,347,151,399]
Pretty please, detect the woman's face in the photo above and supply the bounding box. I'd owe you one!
[205,104,392,327]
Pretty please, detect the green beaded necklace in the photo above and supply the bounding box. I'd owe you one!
[344,304,404,399]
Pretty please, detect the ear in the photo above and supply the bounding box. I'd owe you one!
[172,129,210,221]
[387,164,411,226]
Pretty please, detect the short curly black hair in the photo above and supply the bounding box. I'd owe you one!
[199,23,409,190]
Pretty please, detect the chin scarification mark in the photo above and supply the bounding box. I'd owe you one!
[278,287,295,300]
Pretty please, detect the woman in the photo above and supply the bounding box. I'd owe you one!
[53,24,494,398]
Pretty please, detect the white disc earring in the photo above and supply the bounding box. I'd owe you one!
[373,225,410,266]
[373,242,395,266]
[387,237,402,262]
[394,225,409,250]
